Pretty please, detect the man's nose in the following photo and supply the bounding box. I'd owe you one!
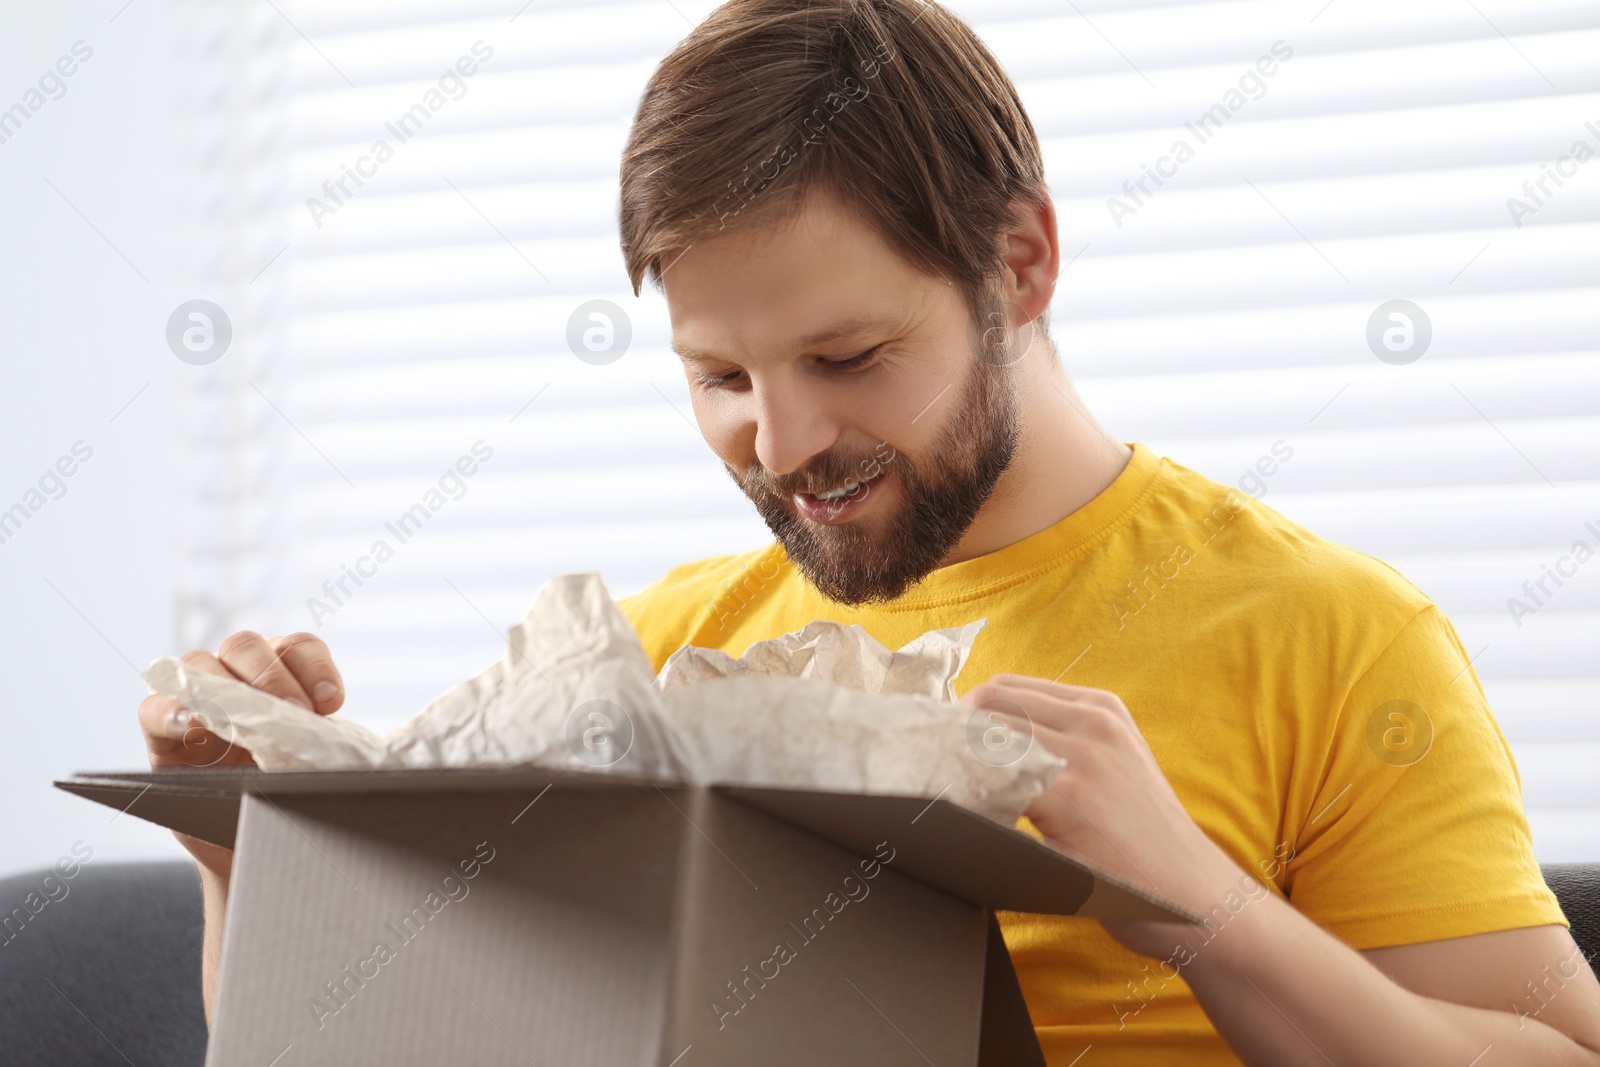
[750,378,841,477]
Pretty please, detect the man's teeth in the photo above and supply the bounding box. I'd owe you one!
[813,474,877,501]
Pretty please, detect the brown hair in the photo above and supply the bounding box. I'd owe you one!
[619,0,1047,319]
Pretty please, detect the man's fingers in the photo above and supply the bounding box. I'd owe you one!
[997,712,1073,761]
[270,632,344,714]
[973,673,1125,715]
[139,650,235,746]
[966,686,1099,737]
[139,693,187,749]
[139,688,253,769]
[178,648,232,678]
[140,631,337,774]
[216,630,314,710]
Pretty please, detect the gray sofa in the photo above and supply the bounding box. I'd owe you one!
[2,860,1596,1065]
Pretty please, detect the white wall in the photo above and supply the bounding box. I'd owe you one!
[0,0,198,875]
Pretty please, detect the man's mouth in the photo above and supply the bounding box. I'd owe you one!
[812,472,880,501]
[793,471,888,524]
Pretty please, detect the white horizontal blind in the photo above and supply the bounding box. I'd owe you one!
[189,0,1600,859]
[185,0,767,730]
[1016,0,1600,862]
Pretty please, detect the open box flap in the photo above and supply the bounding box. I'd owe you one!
[56,766,1201,924]
[716,782,1199,922]
[55,766,631,851]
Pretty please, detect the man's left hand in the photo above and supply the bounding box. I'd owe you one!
[961,673,1246,958]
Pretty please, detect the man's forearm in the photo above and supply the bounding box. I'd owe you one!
[1181,892,1600,1065]
[198,864,228,1028]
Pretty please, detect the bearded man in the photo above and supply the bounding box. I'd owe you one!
[143,2,1600,1062]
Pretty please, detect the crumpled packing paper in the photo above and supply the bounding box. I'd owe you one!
[143,573,1063,823]
[656,617,987,701]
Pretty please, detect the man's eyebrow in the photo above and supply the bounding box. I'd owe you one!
[669,339,714,362]
[670,315,897,363]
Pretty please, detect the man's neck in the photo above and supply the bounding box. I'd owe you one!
[939,357,1132,567]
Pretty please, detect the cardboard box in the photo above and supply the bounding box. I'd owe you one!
[59,766,1199,1066]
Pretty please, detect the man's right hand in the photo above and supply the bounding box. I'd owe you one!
[138,631,346,881]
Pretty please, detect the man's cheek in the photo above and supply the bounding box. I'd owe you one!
[688,395,741,463]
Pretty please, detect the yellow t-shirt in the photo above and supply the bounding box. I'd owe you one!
[616,441,1566,1065]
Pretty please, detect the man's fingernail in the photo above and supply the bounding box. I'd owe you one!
[169,709,192,736]
[312,681,339,703]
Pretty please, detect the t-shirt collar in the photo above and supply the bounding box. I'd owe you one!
[842,440,1165,611]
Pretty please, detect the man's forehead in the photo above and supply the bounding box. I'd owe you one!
[661,188,939,364]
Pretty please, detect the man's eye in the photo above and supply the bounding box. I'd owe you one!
[827,344,883,370]
[695,369,744,388]
[693,345,882,389]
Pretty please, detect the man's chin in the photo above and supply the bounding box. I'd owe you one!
[744,474,953,605]
[788,558,906,607]
[781,515,933,606]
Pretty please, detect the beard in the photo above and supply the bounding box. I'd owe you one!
[725,302,1021,606]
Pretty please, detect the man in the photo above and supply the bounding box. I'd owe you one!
[141,0,1600,1062]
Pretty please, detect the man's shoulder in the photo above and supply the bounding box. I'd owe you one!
[1247,498,1432,615]
[615,543,787,669]
[1153,454,1437,644]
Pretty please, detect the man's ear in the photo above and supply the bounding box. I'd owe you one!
[1000,192,1060,325]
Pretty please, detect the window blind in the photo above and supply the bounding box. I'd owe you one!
[181,0,1600,859]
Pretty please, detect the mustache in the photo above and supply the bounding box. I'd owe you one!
[731,449,896,497]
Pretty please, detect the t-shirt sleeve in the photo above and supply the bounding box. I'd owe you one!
[614,554,741,673]
[615,584,691,675]
[1283,604,1568,949]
